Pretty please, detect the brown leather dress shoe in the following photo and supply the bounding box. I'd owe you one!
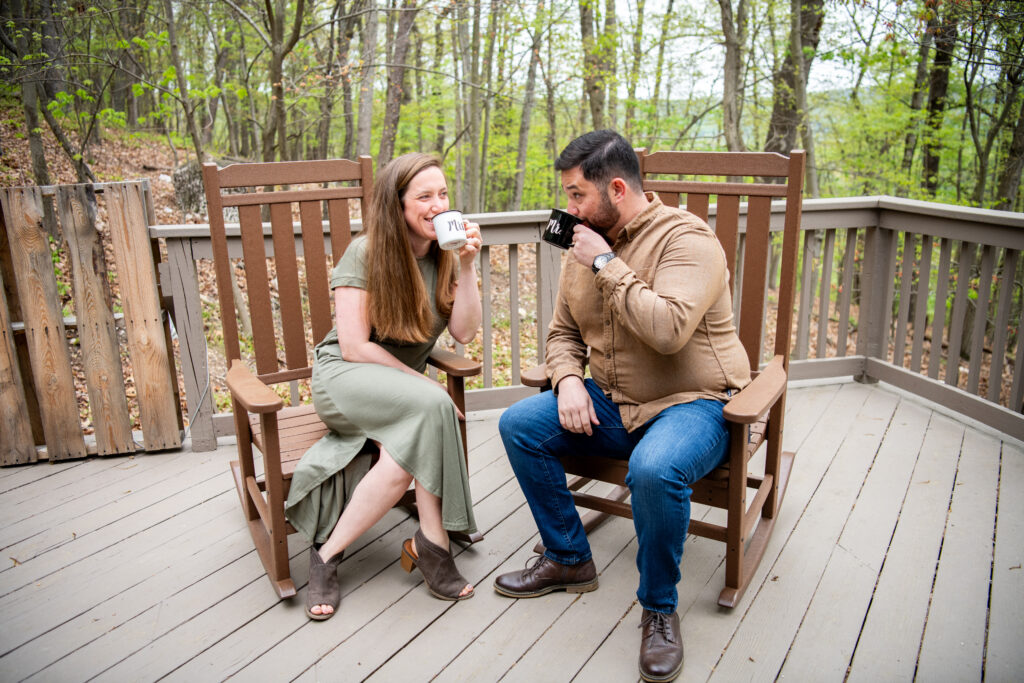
[493,555,598,597]
[639,609,683,682]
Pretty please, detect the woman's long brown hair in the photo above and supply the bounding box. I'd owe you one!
[363,153,457,343]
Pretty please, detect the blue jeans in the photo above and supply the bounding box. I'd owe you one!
[499,379,729,614]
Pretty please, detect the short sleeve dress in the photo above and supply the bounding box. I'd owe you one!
[284,236,477,544]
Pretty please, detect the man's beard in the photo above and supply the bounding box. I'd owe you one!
[585,190,620,240]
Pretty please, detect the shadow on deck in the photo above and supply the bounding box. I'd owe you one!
[0,380,1021,682]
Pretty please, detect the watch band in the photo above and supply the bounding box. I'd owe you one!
[592,251,616,274]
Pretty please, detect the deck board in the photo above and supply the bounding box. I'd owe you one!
[987,440,1024,680]
[0,381,1020,682]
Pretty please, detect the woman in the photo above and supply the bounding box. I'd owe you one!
[284,152,483,620]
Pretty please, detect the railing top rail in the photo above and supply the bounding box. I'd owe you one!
[150,196,1024,248]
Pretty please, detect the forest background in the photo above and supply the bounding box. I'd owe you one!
[1,0,1022,214]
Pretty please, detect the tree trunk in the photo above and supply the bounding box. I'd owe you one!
[356,0,378,157]
[719,0,748,151]
[648,0,674,147]
[624,0,645,140]
[512,0,544,211]
[377,0,419,166]
[995,100,1024,211]
[901,13,938,179]
[544,37,559,207]
[432,9,447,155]
[763,0,824,157]
[921,11,958,196]
[163,0,205,162]
[579,0,605,129]
[603,0,617,129]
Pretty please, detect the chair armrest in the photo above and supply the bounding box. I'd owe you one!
[722,355,787,424]
[427,348,482,377]
[521,364,551,388]
[226,359,284,414]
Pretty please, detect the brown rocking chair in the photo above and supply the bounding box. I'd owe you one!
[203,157,482,599]
[523,149,805,607]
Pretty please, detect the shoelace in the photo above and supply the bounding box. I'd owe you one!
[639,611,675,643]
[522,554,549,579]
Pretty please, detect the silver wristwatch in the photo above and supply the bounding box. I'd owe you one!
[592,251,616,274]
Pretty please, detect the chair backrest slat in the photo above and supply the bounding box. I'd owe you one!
[327,198,352,264]
[202,156,374,389]
[715,195,741,297]
[739,196,772,369]
[658,191,679,208]
[687,193,709,221]
[269,202,307,370]
[636,148,805,370]
[300,200,333,344]
[238,203,278,375]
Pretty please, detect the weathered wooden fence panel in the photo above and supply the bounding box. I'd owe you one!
[57,185,135,455]
[0,269,35,464]
[0,187,86,462]
[0,182,181,465]
[105,184,181,452]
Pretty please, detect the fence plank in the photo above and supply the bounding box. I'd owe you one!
[56,186,135,455]
[816,229,836,358]
[0,204,44,444]
[910,235,933,372]
[989,250,1019,404]
[836,228,857,357]
[0,271,35,465]
[929,238,953,380]
[893,233,916,367]
[946,243,976,387]
[967,245,996,395]
[0,187,86,460]
[106,184,180,451]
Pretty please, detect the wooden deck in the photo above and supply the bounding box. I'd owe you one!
[1,380,1021,682]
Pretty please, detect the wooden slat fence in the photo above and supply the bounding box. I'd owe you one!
[0,182,181,465]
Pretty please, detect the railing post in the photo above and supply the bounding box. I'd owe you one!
[536,242,562,363]
[855,222,896,384]
[162,236,217,451]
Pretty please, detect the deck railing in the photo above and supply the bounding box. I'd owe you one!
[151,195,1024,449]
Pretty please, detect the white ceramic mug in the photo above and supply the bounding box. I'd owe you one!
[432,210,468,251]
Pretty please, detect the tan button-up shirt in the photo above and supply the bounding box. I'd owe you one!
[546,195,751,431]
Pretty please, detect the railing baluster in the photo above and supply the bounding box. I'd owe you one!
[893,233,916,368]
[480,245,492,388]
[947,243,977,387]
[910,235,933,372]
[836,228,858,358]
[816,229,836,358]
[929,238,953,380]
[967,245,997,394]
[510,245,521,385]
[989,249,1019,404]
[794,231,818,360]
[1010,295,1024,412]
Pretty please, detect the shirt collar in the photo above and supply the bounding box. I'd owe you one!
[617,193,663,246]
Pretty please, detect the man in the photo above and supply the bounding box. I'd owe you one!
[494,130,751,682]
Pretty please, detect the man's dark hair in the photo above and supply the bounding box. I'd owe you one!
[554,129,643,193]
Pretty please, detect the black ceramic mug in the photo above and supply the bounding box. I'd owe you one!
[542,209,583,249]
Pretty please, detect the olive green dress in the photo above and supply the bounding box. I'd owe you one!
[284,236,477,544]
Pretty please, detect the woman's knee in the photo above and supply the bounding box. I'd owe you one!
[375,448,414,487]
